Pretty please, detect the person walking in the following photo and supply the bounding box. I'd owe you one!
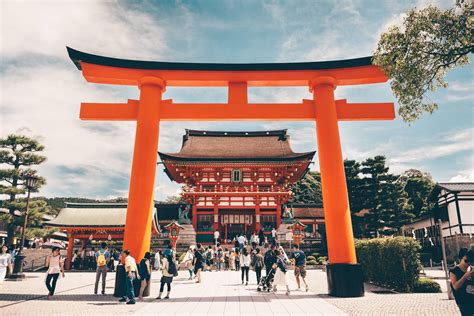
[138,252,152,301]
[290,244,309,292]
[252,248,264,284]
[119,249,140,305]
[273,248,290,295]
[240,247,251,285]
[94,242,110,295]
[450,248,474,316]
[271,227,277,245]
[193,244,204,283]
[235,248,241,271]
[229,248,236,271]
[264,244,277,278]
[258,229,265,247]
[214,230,220,245]
[237,233,245,252]
[0,245,13,285]
[45,247,65,299]
[216,245,224,271]
[156,254,175,299]
[154,251,161,271]
[183,247,194,280]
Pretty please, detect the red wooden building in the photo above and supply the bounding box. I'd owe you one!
[159,129,315,243]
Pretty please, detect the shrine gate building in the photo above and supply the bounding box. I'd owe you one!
[159,129,315,243]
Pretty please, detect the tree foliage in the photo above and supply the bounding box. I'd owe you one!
[374,2,473,122]
[0,134,47,243]
[289,171,322,204]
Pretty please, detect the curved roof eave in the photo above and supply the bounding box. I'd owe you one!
[67,47,373,72]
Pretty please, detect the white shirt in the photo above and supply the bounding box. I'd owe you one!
[0,253,11,268]
[47,255,62,274]
[214,231,220,239]
[237,236,245,244]
[240,254,251,267]
[271,229,276,237]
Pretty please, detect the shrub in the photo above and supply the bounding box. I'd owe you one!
[355,237,422,292]
[311,253,320,258]
[307,256,316,262]
[317,256,328,264]
[413,278,441,293]
[306,260,317,266]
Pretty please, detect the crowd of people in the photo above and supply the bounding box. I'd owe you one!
[0,230,311,305]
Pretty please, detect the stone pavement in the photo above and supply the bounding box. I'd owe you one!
[0,269,460,315]
[0,269,343,316]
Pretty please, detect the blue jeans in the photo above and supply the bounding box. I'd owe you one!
[123,272,136,302]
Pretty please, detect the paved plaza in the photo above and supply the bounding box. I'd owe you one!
[0,269,459,315]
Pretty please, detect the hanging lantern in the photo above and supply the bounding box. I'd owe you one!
[89,234,93,241]
[107,234,112,241]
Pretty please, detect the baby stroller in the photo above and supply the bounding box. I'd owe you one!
[257,267,276,292]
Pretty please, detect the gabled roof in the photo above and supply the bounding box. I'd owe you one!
[437,182,474,192]
[291,204,324,219]
[159,129,315,162]
[46,203,127,228]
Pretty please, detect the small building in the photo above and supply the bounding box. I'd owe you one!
[401,182,474,262]
[159,129,316,243]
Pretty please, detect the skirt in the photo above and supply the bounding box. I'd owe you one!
[273,269,288,287]
[0,267,7,283]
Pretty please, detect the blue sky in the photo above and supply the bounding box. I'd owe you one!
[1,0,472,200]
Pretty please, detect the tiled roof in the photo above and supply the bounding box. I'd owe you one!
[159,129,315,161]
[292,206,324,219]
[437,182,474,192]
[46,203,127,227]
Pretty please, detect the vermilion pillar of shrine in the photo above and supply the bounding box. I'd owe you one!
[122,77,164,260]
[311,77,363,297]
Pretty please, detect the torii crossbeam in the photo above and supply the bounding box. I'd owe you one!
[67,47,394,297]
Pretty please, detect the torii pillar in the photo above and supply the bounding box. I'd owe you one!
[312,77,362,297]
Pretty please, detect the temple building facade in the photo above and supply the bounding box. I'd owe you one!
[159,129,316,243]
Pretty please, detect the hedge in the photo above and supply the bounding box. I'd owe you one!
[413,278,441,293]
[356,237,422,292]
[307,260,317,266]
[307,256,316,262]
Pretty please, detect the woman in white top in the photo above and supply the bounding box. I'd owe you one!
[239,247,251,285]
[45,247,65,299]
[183,248,194,280]
[0,245,13,284]
[273,248,290,295]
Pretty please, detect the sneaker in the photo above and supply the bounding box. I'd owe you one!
[286,290,290,296]
[126,300,136,305]
[245,282,248,286]
[101,292,105,295]
[305,285,309,292]
[156,297,161,300]
[119,297,127,302]
[164,296,170,299]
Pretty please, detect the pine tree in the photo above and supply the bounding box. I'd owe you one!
[289,171,323,204]
[399,169,435,218]
[0,135,47,244]
[344,159,366,237]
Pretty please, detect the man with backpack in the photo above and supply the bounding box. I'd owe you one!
[94,242,110,295]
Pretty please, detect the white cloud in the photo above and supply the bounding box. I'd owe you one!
[450,169,474,182]
[1,1,167,60]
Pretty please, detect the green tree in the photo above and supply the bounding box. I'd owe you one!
[399,169,436,218]
[359,156,413,236]
[0,135,46,244]
[344,159,366,237]
[289,171,322,204]
[374,2,473,122]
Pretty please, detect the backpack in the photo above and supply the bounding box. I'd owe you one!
[167,258,178,276]
[96,250,107,267]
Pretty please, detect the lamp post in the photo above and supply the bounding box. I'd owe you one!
[10,175,38,280]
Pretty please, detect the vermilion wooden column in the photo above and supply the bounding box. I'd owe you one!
[255,204,261,232]
[311,77,356,264]
[192,204,197,230]
[122,77,165,261]
[311,77,363,298]
[66,234,74,270]
[213,205,219,231]
[276,204,282,228]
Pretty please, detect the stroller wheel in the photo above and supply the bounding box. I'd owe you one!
[257,288,261,292]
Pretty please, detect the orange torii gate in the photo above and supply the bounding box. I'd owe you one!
[67,47,394,297]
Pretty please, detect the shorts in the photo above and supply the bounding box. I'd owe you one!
[294,265,306,278]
